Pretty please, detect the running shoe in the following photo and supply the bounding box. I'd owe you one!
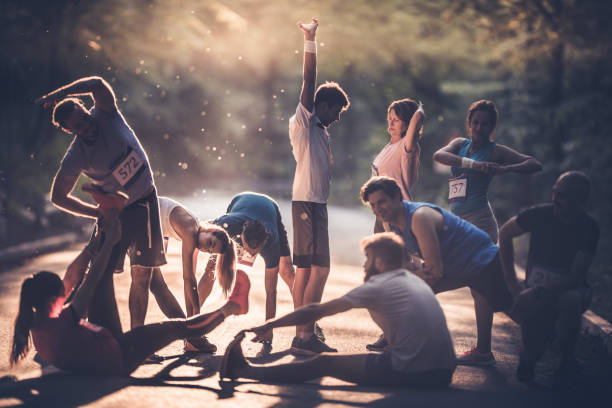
[184,336,217,353]
[366,334,389,352]
[143,353,165,363]
[456,347,496,366]
[314,323,325,342]
[220,331,247,380]
[516,358,535,384]
[228,269,250,315]
[290,335,338,356]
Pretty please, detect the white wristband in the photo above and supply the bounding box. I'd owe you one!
[461,157,475,169]
[304,40,317,54]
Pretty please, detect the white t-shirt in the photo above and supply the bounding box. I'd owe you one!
[158,197,198,241]
[288,103,332,204]
[342,269,456,373]
[371,139,420,201]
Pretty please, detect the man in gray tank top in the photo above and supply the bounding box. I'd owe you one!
[37,76,165,335]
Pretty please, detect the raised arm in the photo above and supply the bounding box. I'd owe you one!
[248,297,352,341]
[37,76,116,112]
[298,18,318,112]
[70,213,121,317]
[498,216,526,296]
[489,144,543,175]
[50,169,100,219]
[403,102,425,153]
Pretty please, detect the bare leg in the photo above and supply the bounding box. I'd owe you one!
[293,267,310,336]
[89,261,123,337]
[118,301,239,374]
[471,289,493,353]
[129,266,153,328]
[300,265,329,334]
[150,267,185,319]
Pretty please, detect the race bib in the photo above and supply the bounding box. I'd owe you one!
[235,242,257,267]
[112,150,143,186]
[448,176,467,203]
[527,266,565,288]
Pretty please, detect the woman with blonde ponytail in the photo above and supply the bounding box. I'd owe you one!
[9,214,250,376]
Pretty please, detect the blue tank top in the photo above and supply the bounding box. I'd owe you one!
[388,201,498,278]
[450,139,496,215]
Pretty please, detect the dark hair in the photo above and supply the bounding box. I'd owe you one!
[360,176,402,203]
[558,171,591,204]
[361,233,405,270]
[314,81,350,111]
[388,98,420,139]
[52,98,86,130]
[465,99,499,140]
[198,225,235,296]
[11,271,64,366]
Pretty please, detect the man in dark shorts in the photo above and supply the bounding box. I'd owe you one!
[207,192,294,348]
[288,18,350,355]
[38,76,165,334]
[499,171,599,386]
[220,232,456,387]
[360,176,513,362]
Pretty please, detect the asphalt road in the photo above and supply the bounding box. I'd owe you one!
[0,192,610,407]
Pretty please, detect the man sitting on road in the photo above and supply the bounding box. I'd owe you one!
[220,233,456,388]
[360,176,513,366]
[499,171,599,385]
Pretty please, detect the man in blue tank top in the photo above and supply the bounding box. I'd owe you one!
[360,176,513,360]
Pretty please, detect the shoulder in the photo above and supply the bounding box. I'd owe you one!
[516,204,552,229]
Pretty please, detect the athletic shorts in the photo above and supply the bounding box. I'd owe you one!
[90,188,166,272]
[432,253,513,312]
[364,352,453,388]
[291,201,330,268]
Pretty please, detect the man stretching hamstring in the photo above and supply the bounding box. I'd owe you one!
[220,233,456,388]
[10,213,249,376]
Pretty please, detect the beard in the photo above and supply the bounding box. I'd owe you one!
[364,264,379,282]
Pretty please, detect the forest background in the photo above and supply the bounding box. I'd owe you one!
[2,0,611,318]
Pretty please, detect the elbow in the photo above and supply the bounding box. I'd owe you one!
[432,150,444,163]
[532,159,543,173]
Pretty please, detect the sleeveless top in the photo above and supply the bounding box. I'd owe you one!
[158,197,198,241]
[450,139,496,215]
[387,201,498,279]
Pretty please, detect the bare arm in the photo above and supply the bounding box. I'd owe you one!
[411,207,445,285]
[433,138,493,173]
[50,169,100,219]
[403,103,424,153]
[498,216,526,296]
[171,207,200,316]
[248,297,352,341]
[37,76,116,112]
[69,214,121,317]
[489,144,542,175]
[298,19,318,112]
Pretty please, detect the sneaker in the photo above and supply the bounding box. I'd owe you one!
[366,334,389,352]
[456,347,496,366]
[228,269,251,315]
[290,335,338,356]
[220,331,247,380]
[184,336,217,353]
[143,353,165,363]
[516,358,535,383]
[314,323,325,342]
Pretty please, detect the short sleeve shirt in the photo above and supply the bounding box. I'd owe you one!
[517,204,599,279]
[212,192,282,268]
[288,103,332,204]
[343,269,456,373]
[59,107,154,205]
[372,139,420,201]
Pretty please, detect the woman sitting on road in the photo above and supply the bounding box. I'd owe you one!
[10,213,249,376]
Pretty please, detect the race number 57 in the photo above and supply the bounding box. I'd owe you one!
[448,177,467,202]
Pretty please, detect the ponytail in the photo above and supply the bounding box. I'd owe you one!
[211,229,236,296]
[10,272,63,366]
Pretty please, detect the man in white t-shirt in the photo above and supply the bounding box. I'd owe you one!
[219,232,456,388]
[288,18,350,355]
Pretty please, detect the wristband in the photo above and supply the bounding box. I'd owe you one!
[304,40,317,54]
[461,157,475,169]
